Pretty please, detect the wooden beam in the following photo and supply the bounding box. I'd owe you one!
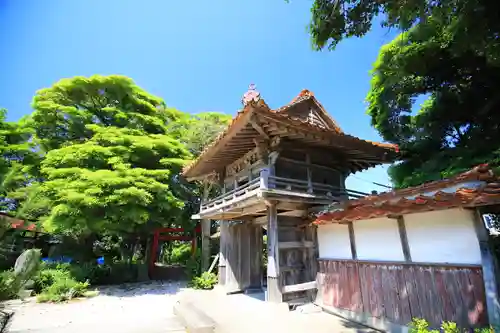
[282,281,317,294]
[249,115,270,140]
[347,222,357,260]
[207,253,220,274]
[276,201,307,211]
[278,241,314,250]
[253,215,268,225]
[277,210,307,217]
[397,216,412,262]
[266,202,282,303]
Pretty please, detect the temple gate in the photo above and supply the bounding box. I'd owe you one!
[182,85,397,305]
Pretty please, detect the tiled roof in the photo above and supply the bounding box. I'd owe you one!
[274,89,343,134]
[182,89,398,177]
[0,212,37,231]
[314,164,500,224]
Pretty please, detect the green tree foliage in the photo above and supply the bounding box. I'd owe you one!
[39,125,190,235]
[166,111,231,225]
[30,75,182,150]
[308,0,500,52]
[0,110,39,212]
[15,75,192,236]
[169,112,231,156]
[368,19,500,187]
[0,74,232,265]
[307,0,500,187]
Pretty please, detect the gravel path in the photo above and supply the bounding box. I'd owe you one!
[5,281,189,333]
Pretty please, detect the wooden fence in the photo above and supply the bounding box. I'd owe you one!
[317,259,488,328]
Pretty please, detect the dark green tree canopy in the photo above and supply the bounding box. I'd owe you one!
[309,0,500,53]
[306,0,500,188]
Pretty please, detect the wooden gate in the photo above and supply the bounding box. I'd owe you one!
[219,221,263,293]
[273,215,318,304]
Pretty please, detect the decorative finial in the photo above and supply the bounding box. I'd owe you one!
[242,83,261,106]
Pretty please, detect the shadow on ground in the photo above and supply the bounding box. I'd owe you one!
[96,280,187,298]
[338,317,381,333]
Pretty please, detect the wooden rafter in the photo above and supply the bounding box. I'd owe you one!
[249,115,270,140]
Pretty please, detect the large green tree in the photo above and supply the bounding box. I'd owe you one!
[307,0,500,187]
[14,75,192,237]
[39,124,189,235]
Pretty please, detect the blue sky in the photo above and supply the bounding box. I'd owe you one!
[0,0,397,193]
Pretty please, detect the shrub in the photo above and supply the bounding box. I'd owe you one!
[82,262,137,285]
[191,272,217,290]
[170,243,192,265]
[408,318,494,333]
[36,277,90,303]
[33,268,70,294]
[0,270,18,301]
[33,262,99,303]
[40,261,138,286]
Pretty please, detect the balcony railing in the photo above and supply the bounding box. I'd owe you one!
[266,176,366,199]
[198,169,368,216]
[200,178,261,214]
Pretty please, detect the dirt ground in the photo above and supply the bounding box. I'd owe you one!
[4,281,188,333]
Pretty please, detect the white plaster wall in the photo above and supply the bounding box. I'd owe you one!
[404,208,481,264]
[354,217,405,261]
[317,223,352,259]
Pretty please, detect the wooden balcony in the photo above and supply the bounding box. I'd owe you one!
[196,170,367,220]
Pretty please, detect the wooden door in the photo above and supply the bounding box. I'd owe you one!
[223,222,263,293]
[277,216,318,304]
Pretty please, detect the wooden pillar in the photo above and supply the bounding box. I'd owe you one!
[201,182,211,272]
[201,219,211,271]
[306,154,313,193]
[266,202,282,303]
[218,220,228,286]
[473,209,500,329]
[397,216,412,262]
[347,221,357,260]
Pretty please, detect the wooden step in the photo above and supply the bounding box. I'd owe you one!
[282,281,317,294]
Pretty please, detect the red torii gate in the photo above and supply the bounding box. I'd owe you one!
[149,225,201,275]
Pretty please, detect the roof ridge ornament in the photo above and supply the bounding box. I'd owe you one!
[242,83,261,106]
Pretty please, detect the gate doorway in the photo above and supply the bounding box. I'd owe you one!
[149,226,200,280]
[219,222,264,294]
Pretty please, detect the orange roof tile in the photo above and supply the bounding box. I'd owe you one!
[314,164,500,224]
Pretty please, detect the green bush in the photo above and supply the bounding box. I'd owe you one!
[34,269,64,294]
[191,272,217,290]
[409,318,494,333]
[82,262,137,285]
[0,270,18,301]
[33,262,100,303]
[40,261,138,286]
[36,277,90,303]
[185,248,201,281]
[170,243,192,265]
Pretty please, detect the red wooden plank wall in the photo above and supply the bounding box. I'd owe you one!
[318,259,488,328]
